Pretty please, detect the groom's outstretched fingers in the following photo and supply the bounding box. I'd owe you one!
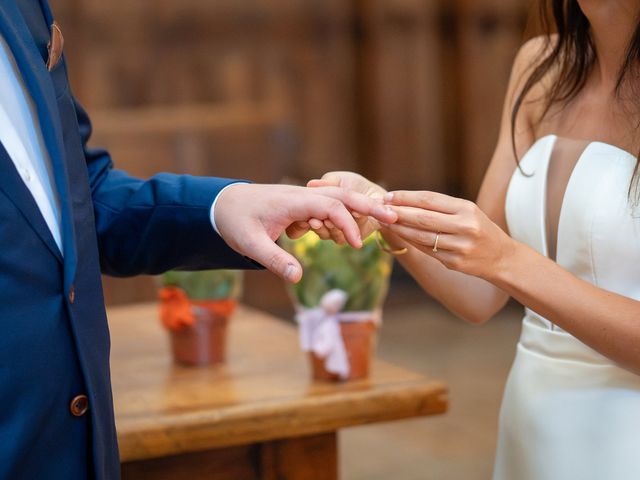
[288,191,366,247]
[307,176,353,241]
[310,186,398,226]
[246,231,304,283]
[384,190,463,214]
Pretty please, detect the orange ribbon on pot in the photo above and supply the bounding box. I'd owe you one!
[159,287,238,331]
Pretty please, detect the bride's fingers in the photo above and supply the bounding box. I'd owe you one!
[391,206,459,233]
[356,214,376,233]
[308,218,323,229]
[384,190,463,214]
[386,223,458,252]
[330,229,347,245]
[313,226,332,240]
[286,221,311,239]
[308,172,346,188]
[305,218,331,239]
[309,218,349,243]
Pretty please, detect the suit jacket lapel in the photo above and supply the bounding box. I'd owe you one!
[0,1,76,288]
[0,143,63,262]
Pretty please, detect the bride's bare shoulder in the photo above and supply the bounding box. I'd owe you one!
[510,35,558,114]
[516,34,556,63]
[514,35,557,74]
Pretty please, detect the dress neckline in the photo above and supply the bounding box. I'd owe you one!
[528,134,636,161]
[517,134,636,263]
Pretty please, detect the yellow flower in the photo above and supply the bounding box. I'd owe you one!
[379,260,392,277]
[302,231,320,248]
[293,242,307,258]
[363,233,377,245]
[292,231,321,259]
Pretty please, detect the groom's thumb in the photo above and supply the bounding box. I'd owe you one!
[251,235,303,283]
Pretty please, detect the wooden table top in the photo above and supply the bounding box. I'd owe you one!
[108,303,448,462]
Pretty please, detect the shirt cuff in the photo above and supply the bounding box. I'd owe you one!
[209,182,250,235]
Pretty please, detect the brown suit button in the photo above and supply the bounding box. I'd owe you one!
[69,284,75,304]
[70,394,89,417]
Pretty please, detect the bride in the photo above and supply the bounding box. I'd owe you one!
[303,0,640,478]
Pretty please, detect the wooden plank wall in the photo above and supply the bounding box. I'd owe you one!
[50,0,530,311]
[354,0,448,192]
[453,0,529,198]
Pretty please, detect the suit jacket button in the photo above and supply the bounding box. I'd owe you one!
[69,285,75,304]
[70,394,89,417]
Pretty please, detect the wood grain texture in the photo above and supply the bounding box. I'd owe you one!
[108,303,448,462]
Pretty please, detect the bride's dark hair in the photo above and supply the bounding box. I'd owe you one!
[511,0,640,196]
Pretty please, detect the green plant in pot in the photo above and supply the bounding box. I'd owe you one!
[159,270,242,366]
[280,232,393,381]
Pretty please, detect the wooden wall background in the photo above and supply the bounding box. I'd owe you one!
[50,0,531,311]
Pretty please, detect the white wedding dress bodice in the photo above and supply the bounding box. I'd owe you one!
[496,134,640,480]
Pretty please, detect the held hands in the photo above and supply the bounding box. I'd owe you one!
[213,183,397,283]
[307,171,516,279]
[306,172,387,243]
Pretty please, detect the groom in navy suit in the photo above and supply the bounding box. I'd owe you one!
[0,1,396,478]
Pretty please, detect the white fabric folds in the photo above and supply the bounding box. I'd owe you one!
[295,289,380,379]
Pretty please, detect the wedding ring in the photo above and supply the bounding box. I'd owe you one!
[432,232,441,253]
[375,230,408,256]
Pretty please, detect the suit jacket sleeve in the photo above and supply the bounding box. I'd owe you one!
[73,97,260,277]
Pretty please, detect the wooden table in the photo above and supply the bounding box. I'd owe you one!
[108,303,448,479]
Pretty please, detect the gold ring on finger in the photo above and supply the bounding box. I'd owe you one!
[432,232,441,253]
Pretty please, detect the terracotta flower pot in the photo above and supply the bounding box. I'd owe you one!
[169,303,230,366]
[310,320,377,381]
[159,287,237,367]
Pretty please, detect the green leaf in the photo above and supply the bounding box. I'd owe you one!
[161,270,243,300]
[281,232,393,311]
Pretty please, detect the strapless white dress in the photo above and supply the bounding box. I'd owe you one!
[495,135,640,480]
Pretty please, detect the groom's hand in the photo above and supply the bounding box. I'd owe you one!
[214,183,397,283]
[306,171,387,242]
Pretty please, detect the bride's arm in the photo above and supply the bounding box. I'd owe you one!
[372,38,543,323]
[387,188,640,373]
[495,242,640,374]
[383,235,507,324]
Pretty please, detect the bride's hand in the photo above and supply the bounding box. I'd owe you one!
[383,190,516,278]
[297,172,388,243]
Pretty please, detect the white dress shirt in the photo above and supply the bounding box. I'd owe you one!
[0,34,63,252]
[0,33,235,252]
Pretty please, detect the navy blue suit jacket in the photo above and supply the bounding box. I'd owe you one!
[0,1,259,478]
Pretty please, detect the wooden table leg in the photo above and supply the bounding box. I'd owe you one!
[259,432,338,480]
[121,432,338,480]
[121,444,259,479]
